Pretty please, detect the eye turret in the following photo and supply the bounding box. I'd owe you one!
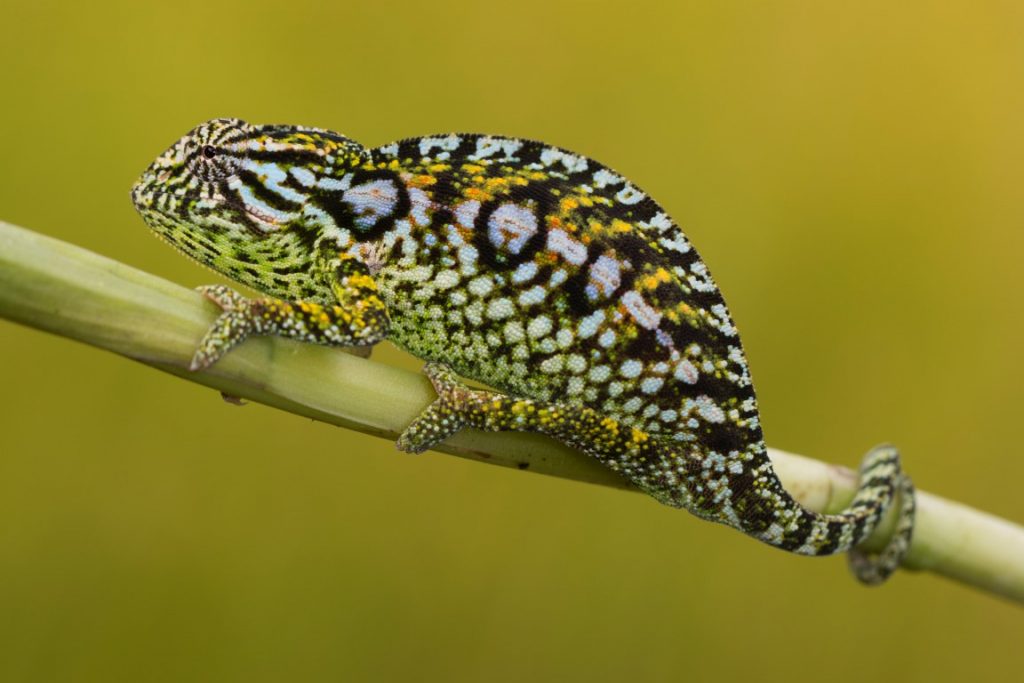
[189,141,232,181]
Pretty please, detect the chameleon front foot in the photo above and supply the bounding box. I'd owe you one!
[191,285,256,371]
[397,363,482,453]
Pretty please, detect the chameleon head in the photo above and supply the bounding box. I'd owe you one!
[131,117,368,296]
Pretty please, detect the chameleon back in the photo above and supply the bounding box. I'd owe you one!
[369,135,762,458]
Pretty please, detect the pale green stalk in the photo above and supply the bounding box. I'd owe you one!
[1,220,1021,604]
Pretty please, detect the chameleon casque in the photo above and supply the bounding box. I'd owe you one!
[131,118,915,584]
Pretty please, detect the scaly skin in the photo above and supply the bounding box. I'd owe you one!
[131,118,915,584]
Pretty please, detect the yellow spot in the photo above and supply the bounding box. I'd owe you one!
[640,267,671,290]
[560,197,579,213]
[461,163,484,174]
[464,187,492,202]
[410,174,437,187]
[484,176,509,193]
[428,163,451,173]
[611,219,633,234]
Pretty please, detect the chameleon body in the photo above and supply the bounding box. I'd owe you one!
[131,118,915,583]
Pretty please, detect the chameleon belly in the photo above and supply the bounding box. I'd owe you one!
[131,118,915,585]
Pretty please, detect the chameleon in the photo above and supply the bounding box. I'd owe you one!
[131,118,915,584]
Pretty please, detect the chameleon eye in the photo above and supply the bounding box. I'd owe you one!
[201,145,217,160]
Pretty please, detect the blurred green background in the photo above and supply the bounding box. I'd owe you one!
[1,1,1022,680]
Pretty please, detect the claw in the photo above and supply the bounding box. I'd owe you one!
[196,284,247,311]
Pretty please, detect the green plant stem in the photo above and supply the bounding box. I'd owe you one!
[1,219,1022,604]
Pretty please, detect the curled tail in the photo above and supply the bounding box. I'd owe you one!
[734,444,916,585]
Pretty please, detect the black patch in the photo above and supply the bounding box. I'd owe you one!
[236,170,303,213]
[622,327,666,363]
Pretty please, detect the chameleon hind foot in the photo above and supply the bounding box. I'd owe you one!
[846,445,917,585]
[397,363,480,453]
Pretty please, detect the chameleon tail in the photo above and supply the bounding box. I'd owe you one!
[738,444,916,585]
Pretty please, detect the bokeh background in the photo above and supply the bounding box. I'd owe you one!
[1,1,1022,680]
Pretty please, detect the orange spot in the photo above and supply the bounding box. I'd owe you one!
[409,175,436,187]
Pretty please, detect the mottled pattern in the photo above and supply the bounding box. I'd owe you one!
[132,118,915,584]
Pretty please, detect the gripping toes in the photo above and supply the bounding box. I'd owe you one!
[397,363,477,453]
[198,284,248,311]
[191,285,256,371]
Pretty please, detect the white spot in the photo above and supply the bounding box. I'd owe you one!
[711,304,737,336]
[640,377,664,394]
[540,147,588,173]
[464,300,483,325]
[471,136,523,160]
[458,245,478,275]
[577,309,605,338]
[343,179,399,229]
[419,135,461,157]
[556,328,574,349]
[540,356,563,374]
[504,320,525,343]
[587,255,621,299]
[467,276,493,297]
[622,397,643,413]
[527,316,552,338]
[488,203,538,254]
[511,260,538,284]
[518,285,546,307]
[619,359,643,378]
[621,290,662,330]
[434,269,460,290]
[454,200,481,229]
[400,265,432,283]
[674,359,699,384]
[615,185,645,205]
[688,261,716,293]
[486,297,515,320]
[695,395,726,423]
[598,329,616,348]
[566,377,585,395]
[408,187,431,225]
[642,212,673,232]
[566,354,586,374]
[376,142,399,157]
[546,228,588,265]
[549,269,568,287]
[592,168,623,188]
[588,365,611,382]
